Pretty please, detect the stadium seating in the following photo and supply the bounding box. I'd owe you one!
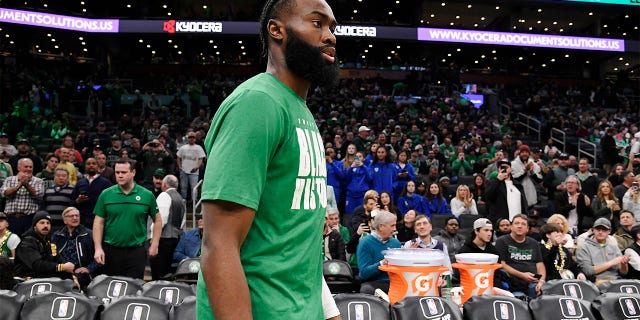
[459,214,478,229]
[170,295,196,320]
[463,295,532,320]
[86,275,145,303]
[0,289,26,320]
[20,292,101,320]
[333,293,390,320]
[12,277,78,299]
[323,260,358,293]
[540,279,601,302]
[529,295,597,320]
[140,280,195,305]
[100,296,171,320]
[591,292,640,320]
[167,258,201,283]
[392,296,463,320]
[598,279,640,294]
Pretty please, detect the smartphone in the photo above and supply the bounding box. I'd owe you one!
[500,167,508,173]
[354,156,361,162]
[534,274,542,279]
[633,182,639,189]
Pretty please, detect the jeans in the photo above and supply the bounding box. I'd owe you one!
[180,171,200,199]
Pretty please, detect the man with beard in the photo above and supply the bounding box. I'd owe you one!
[576,158,599,199]
[510,145,543,209]
[71,158,112,227]
[198,0,339,318]
[14,211,75,279]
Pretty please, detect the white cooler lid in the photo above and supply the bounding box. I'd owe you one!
[382,248,446,266]
[454,253,499,264]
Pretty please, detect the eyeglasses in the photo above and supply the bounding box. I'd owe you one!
[64,214,80,218]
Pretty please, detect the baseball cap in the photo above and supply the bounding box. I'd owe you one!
[439,176,450,182]
[0,212,7,220]
[16,138,30,146]
[32,211,51,227]
[473,218,492,229]
[153,168,167,178]
[558,153,569,160]
[111,134,121,140]
[160,124,169,131]
[593,217,611,230]
[0,133,7,138]
[358,126,371,133]
[497,159,511,167]
[187,132,197,138]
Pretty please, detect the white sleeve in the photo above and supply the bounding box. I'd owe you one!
[470,200,479,215]
[156,192,171,227]
[322,277,340,319]
[450,199,464,218]
[626,248,640,272]
[7,234,20,250]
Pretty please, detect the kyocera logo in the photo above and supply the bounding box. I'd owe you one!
[334,25,376,37]
[164,20,223,33]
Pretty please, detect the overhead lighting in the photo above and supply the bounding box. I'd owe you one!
[619,57,624,60]
[388,11,393,15]
[518,57,523,60]
[79,37,83,40]
[565,54,570,58]
[456,48,461,52]
[441,3,446,6]
[238,40,243,44]
[569,22,573,26]
[146,44,151,48]
[495,6,500,10]
[474,60,478,64]
[551,58,556,62]
[538,8,542,12]
[430,14,435,18]
[126,4,131,8]
[203,5,207,9]
[588,12,593,16]
[467,4,472,8]
[353,10,357,13]
[455,16,460,19]
[481,17,485,20]
[209,40,213,43]
[168,39,172,43]
[537,20,542,24]
[542,64,546,67]
[553,21,557,25]
[139,39,144,43]
[397,45,401,49]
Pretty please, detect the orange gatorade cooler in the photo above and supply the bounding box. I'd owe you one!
[379,249,449,305]
[452,253,502,305]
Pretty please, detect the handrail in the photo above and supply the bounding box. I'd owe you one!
[550,128,566,153]
[191,179,204,230]
[517,113,542,143]
[578,138,598,169]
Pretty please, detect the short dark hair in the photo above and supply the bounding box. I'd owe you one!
[259,0,295,59]
[114,158,135,171]
[512,213,530,227]
[45,153,60,162]
[539,223,563,240]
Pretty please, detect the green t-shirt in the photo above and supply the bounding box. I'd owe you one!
[196,73,326,319]
[93,183,158,247]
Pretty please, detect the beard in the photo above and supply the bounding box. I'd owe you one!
[284,28,340,88]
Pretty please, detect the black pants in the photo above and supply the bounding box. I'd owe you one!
[150,238,179,280]
[103,243,146,279]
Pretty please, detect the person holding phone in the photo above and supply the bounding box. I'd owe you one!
[485,159,528,224]
[623,177,640,222]
[344,152,371,215]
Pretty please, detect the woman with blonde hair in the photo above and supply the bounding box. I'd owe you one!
[623,176,640,222]
[591,179,621,222]
[450,184,478,218]
[545,214,576,248]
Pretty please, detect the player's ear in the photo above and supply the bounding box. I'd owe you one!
[268,19,285,41]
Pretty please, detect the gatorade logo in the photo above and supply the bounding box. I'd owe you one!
[412,275,435,294]
[474,272,490,289]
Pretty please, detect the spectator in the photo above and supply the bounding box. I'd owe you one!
[484,150,505,179]
[403,214,453,272]
[344,151,370,215]
[14,211,75,279]
[326,207,349,244]
[51,207,99,288]
[55,134,83,165]
[93,158,161,279]
[623,178,640,221]
[393,150,416,202]
[395,209,417,243]
[613,210,636,252]
[398,180,423,215]
[539,223,586,281]
[36,153,60,189]
[576,158,599,199]
[545,214,576,247]
[325,147,344,205]
[323,212,346,261]
[495,214,545,298]
[149,174,185,280]
[615,170,634,207]
[8,139,43,176]
[0,132,17,157]
[357,210,401,295]
[451,151,472,181]
[141,139,174,189]
[56,147,80,186]
[576,218,628,285]
[369,145,396,196]
[173,214,203,265]
[486,160,528,224]
[353,126,370,153]
[349,191,379,237]
[1,158,45,236]
[623,222,640,279]
[601,128,620,175]
[591,180,621,225]
[176,131,206,200]
[105,135,127,168]
[470,174,487,206]
[71,158,112,227]
[0,212,20,258]
[607,164,625,188]
[510,145,543,208]
[450,184,478,218]
[543,153,576,202]
[434,216,465,266]
[422,182,451,218]
[459,218,498,255]
[95,152,115,183]
[496,218,511,238]
[439,176,455,203]
[553,175,593,235]
[42,167,75,230]
[423,165,440,186]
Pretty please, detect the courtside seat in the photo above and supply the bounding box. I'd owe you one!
[540,279,600,302]
[598,279,640,294]
[170,295,196,320]
[333,293,390,320]
[86,275,145,304]
[323,260,358,293]
[463,295,531,320]
[140,280,195,305]
[591,292,640,320]
[392,296,462,320]
[20,292,101,320]
[529,295,597,320]
[100,296,171,320]
[168,258,201,283]
[12,277,78,299]
[0,289,26,320]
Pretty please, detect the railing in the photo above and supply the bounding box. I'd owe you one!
[550,128,566,153]
[578,139,598,169]
[517,113,542,143]
[191,179,204,229]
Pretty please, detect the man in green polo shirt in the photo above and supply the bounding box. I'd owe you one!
[92,158,161,279]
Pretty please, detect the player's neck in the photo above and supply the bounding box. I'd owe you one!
[266,59,310,100]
